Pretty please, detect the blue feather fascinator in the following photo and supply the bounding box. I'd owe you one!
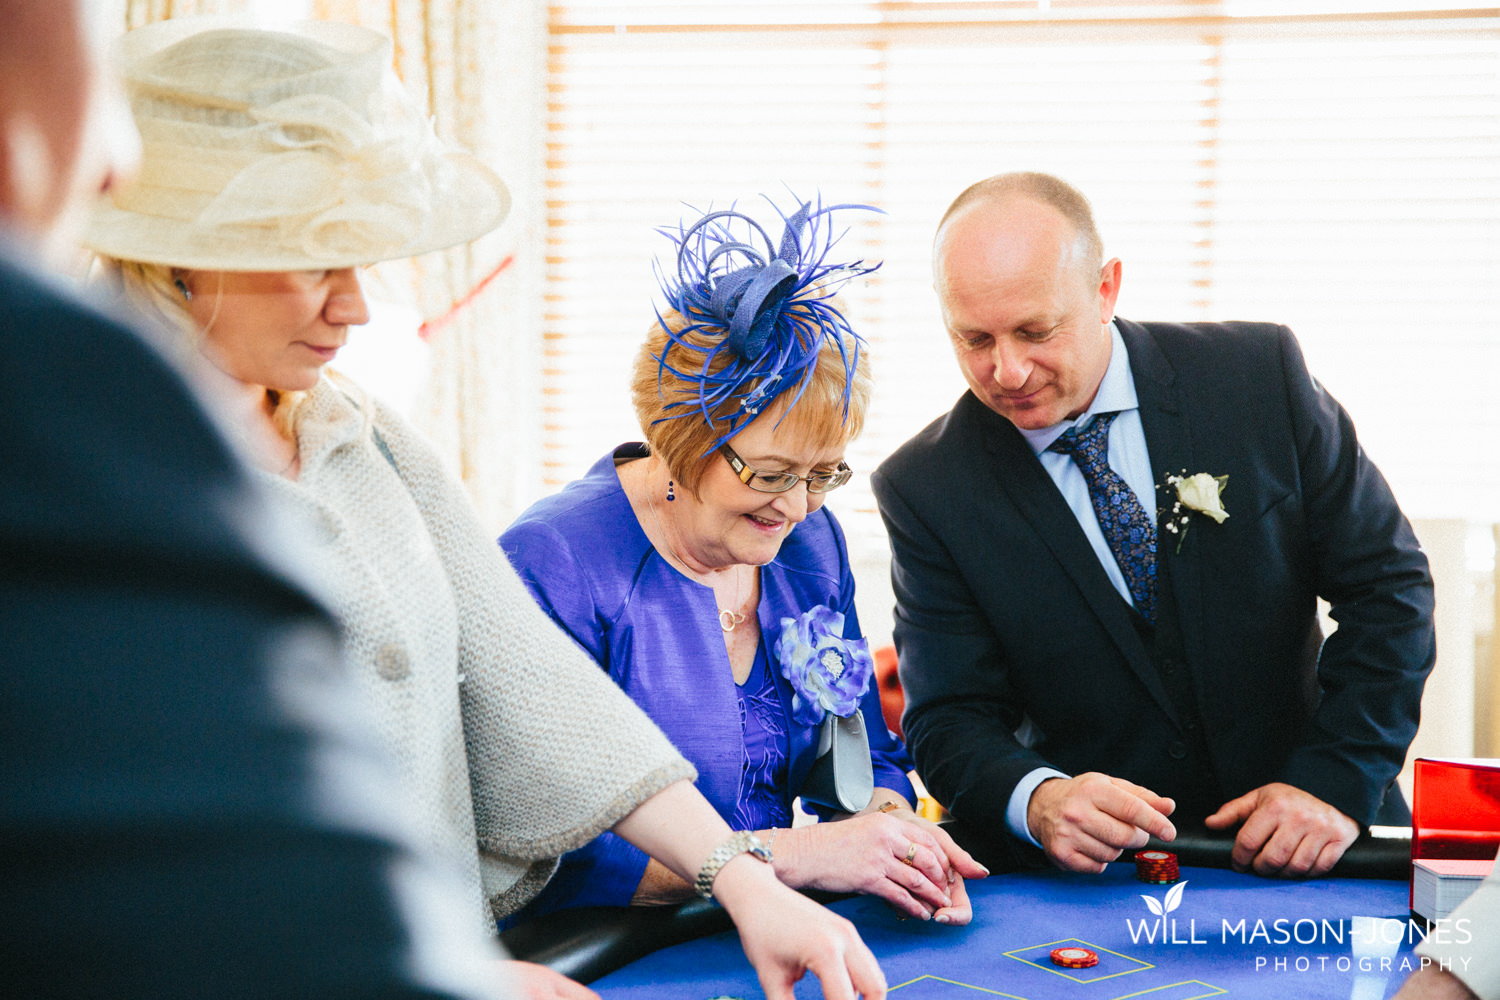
[651,193,882,452]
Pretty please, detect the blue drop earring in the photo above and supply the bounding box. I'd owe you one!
[174,278,192,302]
[666,479,675,502]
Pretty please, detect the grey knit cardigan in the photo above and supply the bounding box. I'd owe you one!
[262,380,695,929]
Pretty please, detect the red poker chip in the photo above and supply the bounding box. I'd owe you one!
[1134,850,1180,883]
[1051,946,1100,968]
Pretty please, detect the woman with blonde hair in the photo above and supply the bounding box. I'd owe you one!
[88,19,884,1000]
[502,197,987,924]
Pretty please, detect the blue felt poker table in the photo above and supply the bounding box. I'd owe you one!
[503,833,1427,1000]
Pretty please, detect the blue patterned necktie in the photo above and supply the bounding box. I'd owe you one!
[1048,411,1157,624]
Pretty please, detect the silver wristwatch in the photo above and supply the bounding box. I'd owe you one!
[693,830,773,900]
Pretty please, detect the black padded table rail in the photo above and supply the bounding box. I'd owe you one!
[499,828,1411,982]
[1140,827,1411,880]
[500,890,852,984]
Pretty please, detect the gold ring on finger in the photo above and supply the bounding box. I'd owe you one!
[902,842,918,866]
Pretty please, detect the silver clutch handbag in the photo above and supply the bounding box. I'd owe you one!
[799,711,874,813]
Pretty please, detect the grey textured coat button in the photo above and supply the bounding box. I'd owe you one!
[376,644,410,680]
[1167,740,1188,760]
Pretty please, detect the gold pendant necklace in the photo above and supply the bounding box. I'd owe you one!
[717,583,747,633]
[643,468,748,632]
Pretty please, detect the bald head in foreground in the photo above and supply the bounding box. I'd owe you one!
[873,171,1434,881]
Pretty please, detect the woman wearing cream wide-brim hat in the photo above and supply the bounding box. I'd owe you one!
[89,19,887,1000]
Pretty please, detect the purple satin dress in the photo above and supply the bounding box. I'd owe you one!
[498,444,913,919]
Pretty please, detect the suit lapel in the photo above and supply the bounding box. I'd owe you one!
[969,393,1178,724]
[1120,319,1208,694]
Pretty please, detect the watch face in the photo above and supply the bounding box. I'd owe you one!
[742,831,772,863]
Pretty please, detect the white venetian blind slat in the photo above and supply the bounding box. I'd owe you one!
[544,4,1500,541]
[1205,28,1499,516]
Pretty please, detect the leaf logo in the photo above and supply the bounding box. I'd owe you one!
[1140,880,1188,916]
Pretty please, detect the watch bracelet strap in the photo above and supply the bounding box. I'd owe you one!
[693,830,772,900]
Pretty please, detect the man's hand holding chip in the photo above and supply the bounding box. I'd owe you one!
[1027,772,1177,873]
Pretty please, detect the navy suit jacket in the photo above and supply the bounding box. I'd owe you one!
[0,243,500,998]
[873,319,1434,844]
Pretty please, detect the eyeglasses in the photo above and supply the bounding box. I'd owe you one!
[719,443,853,494]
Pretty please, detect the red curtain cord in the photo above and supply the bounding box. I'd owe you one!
[417,255,515,340]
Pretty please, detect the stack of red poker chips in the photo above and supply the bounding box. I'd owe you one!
[1050,946,1100,969]
[1134,850,1180,883]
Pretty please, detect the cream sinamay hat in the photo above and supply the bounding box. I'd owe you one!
[87,17,510,271]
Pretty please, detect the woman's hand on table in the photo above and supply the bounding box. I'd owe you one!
[500,960,600,999]
[712,853,887,1000]
[774,807,988,923]
[880,805,989,925]
[611,779,886,998]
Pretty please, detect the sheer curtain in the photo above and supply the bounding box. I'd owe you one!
[124,0,248,24]
[122,0,549,529]
[310,0,548,528]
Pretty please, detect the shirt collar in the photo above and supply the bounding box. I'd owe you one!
[1020,321,1137,456]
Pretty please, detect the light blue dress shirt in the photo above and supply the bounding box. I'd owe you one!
[1005,323,1157,845]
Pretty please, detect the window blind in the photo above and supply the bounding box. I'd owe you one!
[543,3,1500,566]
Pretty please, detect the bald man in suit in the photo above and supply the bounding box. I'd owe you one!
[874,172,1434,880]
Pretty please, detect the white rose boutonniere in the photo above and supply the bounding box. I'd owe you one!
[1160,470,1228,553]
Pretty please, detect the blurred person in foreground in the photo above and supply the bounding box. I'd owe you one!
[1,1,511,997]
[1392,844,1500,1000]
[86,18,886,1000]
[872,171,1434,881]
[502,197,985,926]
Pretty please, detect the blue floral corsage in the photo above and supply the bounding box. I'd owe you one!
[774,605,874,726]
